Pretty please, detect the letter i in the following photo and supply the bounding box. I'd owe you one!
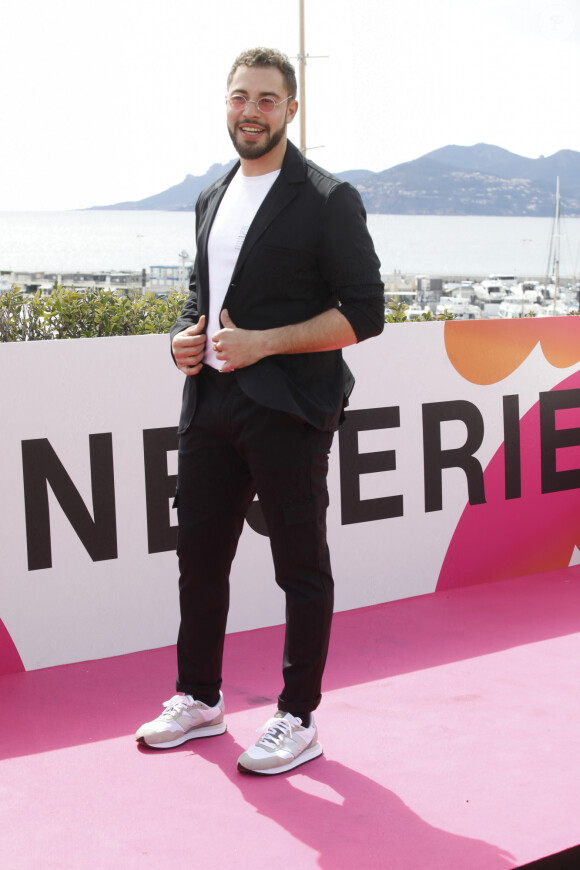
[503,395,521,500]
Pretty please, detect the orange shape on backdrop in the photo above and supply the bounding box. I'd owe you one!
[444,318,580,385]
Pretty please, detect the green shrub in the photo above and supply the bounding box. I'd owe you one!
[385,296,455,322]
[1,286,458,341]
[0,285,188,342]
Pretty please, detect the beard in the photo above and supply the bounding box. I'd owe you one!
[228,118,287,160]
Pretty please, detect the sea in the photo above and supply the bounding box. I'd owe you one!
[1,210,579,279]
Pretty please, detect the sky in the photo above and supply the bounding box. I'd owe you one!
[1,0,579,211]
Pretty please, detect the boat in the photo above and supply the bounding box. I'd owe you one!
[497,299,543,318]
[405,304,433,320]
[472,276,513,317]
[436,296,481,319]
[512,281,543,303]
[473,279,507,304]
[473,275,516,302]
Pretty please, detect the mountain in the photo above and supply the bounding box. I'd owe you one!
[92,161,236,211]
[92,144,580,216]
[361,144,580,216]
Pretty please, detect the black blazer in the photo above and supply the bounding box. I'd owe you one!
[171,141,384,433]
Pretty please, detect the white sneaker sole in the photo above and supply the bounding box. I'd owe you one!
[237,741,323,775]
[137,720,226,749]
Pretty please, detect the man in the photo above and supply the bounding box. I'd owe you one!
[136,47,384,774]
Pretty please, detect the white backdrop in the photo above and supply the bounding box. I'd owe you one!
[2,320,580,671]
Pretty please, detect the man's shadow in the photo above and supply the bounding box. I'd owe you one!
[164,731,516,870]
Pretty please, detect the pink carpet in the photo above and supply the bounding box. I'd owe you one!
[2,567,580,869]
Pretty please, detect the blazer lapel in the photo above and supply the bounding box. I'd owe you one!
[196,165,238,314]
[230,142,306,283]
[230,181,298,283]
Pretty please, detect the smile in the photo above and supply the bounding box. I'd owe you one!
[239,125,265,136]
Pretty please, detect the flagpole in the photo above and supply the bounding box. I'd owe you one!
[296,0,327,156]
[298,0,306,154]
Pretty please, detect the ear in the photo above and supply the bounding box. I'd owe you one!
[286,98,299,125]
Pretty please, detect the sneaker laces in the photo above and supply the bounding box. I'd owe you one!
[256,714,301,748]
[160,694,195,719]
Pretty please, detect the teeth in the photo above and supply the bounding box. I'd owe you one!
[241,126,263,133]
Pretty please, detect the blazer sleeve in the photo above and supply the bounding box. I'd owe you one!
[170,265,200,342]
[317,182,385,342]
[169,200,203,348]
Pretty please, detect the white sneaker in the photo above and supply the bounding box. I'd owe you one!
[136,692,226,749]
[237,712,322,775]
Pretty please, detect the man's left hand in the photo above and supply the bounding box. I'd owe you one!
[212,310,266,372]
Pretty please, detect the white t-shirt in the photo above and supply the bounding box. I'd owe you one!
[204,167,280,369]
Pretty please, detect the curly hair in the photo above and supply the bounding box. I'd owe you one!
[227,47,297,97]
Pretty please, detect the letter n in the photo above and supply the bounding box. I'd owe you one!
[22,435,117,571]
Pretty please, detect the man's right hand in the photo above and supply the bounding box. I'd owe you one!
[172,315,206,376]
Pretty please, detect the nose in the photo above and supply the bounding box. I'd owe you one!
[243,99,262,117]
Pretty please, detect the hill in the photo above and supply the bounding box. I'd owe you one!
[92,144,580,216]
[92,161,236,211]
[359,145,580,216]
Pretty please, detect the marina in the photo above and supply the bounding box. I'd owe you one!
[1,208,579,320]
[386,272,579,319]
[2,267,579,321]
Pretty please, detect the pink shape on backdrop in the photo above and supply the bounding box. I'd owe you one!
[0,618,25,675]
[437,369,580,591]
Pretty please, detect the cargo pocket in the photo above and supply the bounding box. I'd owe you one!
[282,489,329,526]
[172,489,180,555]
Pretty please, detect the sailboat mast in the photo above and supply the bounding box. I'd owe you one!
[552,176,560,316]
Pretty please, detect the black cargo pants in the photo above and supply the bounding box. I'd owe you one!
[175,363,334,714]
